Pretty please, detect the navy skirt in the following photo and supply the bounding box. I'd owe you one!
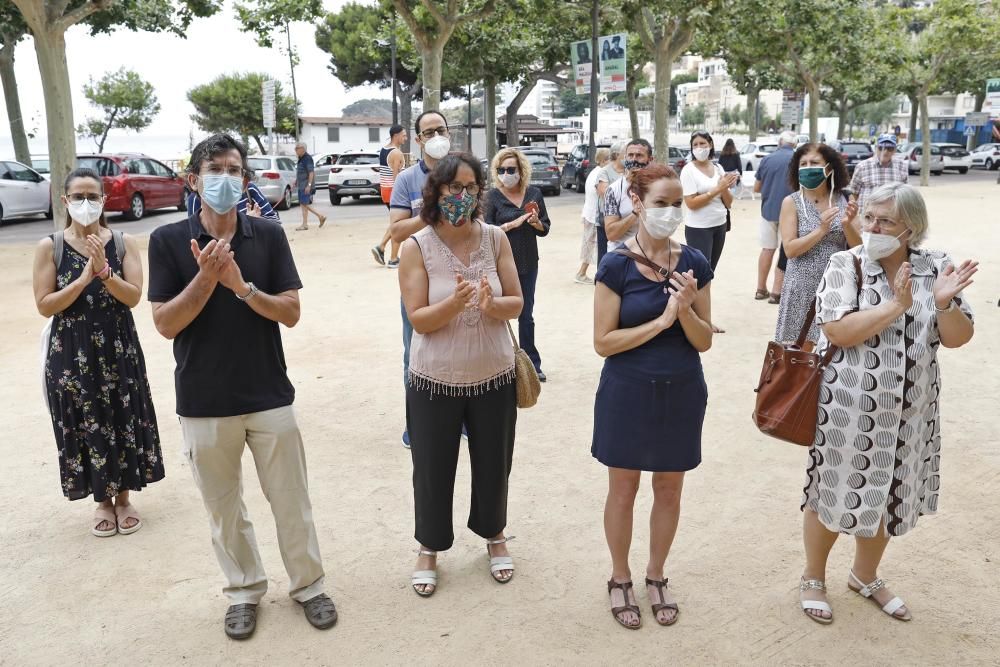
[592,364,707,472]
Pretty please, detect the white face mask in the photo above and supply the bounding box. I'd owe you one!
[67,199,103,226]
[862,230,907,260]
[498,172,520,188]
[423,135,451,159]
[692,147,711,162]
[641,205,683,239]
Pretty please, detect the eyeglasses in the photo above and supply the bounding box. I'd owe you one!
[201,165,246,178]
[861,212,902,231]
[448,182,480,196]
[420,127,449,139]
[496,167,518,175]
[67,193,102,203]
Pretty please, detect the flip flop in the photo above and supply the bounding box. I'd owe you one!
[92,506,117,538]
[114,503,142,535]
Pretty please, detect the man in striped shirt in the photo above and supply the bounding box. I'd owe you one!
[849,133,908,212]
[187,180,280,222]
[372,125,408,267]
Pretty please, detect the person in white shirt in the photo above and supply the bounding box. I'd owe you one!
[603,139,654,249]
[577,147,610,284]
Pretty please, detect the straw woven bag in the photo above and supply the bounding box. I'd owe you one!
[506,321,540,408]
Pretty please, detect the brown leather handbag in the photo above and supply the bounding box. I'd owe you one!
[752,255,861,446]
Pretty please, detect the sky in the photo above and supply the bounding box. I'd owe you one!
[0,0,394,160]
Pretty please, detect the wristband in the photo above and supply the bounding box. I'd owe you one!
[96,264,112,281]
[934,300,955,313]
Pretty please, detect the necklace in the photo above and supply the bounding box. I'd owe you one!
[636,236,673,294]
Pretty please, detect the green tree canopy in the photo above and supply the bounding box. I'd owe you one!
[187,73,299,153]
[76,68,161,153]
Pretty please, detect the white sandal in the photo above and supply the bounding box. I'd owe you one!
[411,548,437,598]
[848,571,911,621]
[799,578,833,624]
[486,536,515,584]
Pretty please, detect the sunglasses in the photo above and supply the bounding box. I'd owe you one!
[496,167,518,175]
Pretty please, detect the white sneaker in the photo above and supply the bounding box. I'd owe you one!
[574,273,594,285]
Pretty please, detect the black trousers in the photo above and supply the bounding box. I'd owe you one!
[406,382,517,551]
[684,224,727,271]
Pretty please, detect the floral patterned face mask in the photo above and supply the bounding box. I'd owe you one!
[439,192,476,227]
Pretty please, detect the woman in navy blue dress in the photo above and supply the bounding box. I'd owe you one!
[593,164,714,629]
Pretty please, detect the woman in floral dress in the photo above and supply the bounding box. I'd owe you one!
[797,183,976,625]
[32,168,164,537]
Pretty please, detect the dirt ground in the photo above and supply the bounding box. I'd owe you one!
[1,175,997,665]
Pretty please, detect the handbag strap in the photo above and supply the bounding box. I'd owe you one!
[612,248,670,278]
[489,224,519,352]
[800,254,864,364]
[506,320,520,350]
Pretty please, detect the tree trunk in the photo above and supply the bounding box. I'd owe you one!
[652,43,671,163]
[506,79,537,149]
[251,134,266,153]
[746,85,759,142]
[588,0,599,163]
[975,90,986,112]
[807,80,820,143]
[625,66,640,139]
[399,80,419,155]
[33,29,76,231]
[96,109,118,153]
[836,95,848,140]
[422,41,445,112]
[484,73,497,165]
[907,94,918,141]
[919,92,930,187]
[0,46,32,166]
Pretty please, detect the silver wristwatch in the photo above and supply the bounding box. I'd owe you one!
[237,282,259,301]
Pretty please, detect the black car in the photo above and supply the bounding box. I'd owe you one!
[560,143,611,191]
[828,140,873,176]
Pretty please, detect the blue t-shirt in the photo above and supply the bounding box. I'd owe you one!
[389,160,430,215]
[296,153,314,181]
[755,145,794,222]
[596,245,714,377]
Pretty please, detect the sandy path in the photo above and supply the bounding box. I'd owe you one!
[1,177,997,665]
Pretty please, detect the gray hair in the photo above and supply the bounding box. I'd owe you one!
[609,141,625,160]
[779,131,797,147]
[864,182,928,246]
[295,141,308,149]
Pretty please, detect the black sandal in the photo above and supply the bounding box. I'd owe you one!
[645,577,680,626]
[224,603,257,640]
[607,579,642,630]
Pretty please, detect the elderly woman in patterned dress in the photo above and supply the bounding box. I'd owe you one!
[798,182,976,624]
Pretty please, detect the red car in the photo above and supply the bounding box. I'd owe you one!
[76,153,186,220]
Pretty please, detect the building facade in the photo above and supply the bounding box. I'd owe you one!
[298,117,395,155]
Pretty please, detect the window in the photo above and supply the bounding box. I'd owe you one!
[327,126,340,142]
[369,127,381,142]
[278,158,297,171]
[336,154,379,165]
[5,161,39,181]
[147,159,172,177]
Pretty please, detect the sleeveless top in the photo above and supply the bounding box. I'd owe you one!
[378,146,396,188]
[408,223,515,395]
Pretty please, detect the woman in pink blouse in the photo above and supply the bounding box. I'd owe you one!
[398,153,524,598]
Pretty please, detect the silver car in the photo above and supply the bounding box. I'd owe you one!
[248,155,299,210]
[898,143,944,175]
[313,153,339,190]
[520,149,561,196]
[0,160,51,223]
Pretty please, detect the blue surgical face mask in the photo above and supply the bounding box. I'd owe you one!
[200,175,243,214]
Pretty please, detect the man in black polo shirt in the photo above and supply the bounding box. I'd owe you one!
[147,133,336,640]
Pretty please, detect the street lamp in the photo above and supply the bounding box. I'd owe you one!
[375,16,399,126]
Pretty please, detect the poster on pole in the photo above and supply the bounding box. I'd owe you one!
[598,33,627,93]
[985,78,1000,113]
[781,89,805,128]
[262,79,276,129]
[570,40,593,95]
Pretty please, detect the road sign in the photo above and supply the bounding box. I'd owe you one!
[965,111,989,127]
[964,125,976,137]
[262,79,277,130]
[781,89,804,127]
[986,78,1000,111]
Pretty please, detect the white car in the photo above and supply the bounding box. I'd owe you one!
[0,160,51,223]
[327,152,381,205]
[970,143,1000,170]
[933,143,972,174]
[247,155,299,210]
[738,141,779,171]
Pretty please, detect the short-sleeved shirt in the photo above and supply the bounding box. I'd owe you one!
[596,245,714,377]
[147,213,303,418]
[296,153,314,182]
[390,160,431,216]
[755,145,795,222]
[603,177,638,246]
[848,156,908,212]
[680,162,727,229]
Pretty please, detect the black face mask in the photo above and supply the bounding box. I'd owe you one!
[623,159,647,171]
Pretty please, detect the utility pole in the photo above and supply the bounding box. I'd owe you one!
[286,22,300,142]
[588,0,599,164]
[391,14,399,127]
[467,83,473,151]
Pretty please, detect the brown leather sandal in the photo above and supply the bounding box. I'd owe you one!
[645,577,680,626]
[607,579,641,630]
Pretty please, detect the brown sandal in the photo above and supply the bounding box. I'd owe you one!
[607,579,641,630]
[755,288,770,300]
[645,577,680,626]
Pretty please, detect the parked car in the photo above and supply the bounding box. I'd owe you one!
[247,155,299,210]
[518,148,561,196]
[0,160,51,223]
[738,141,779,171]
[327,152,381,205]
[560,143,611,191]
[933,143,972,174]
[76,153,186,220]
[312,153,339,190]
[30,154,50,176]
[667,145,690,172]
[897,143,944,175]
[970,142,1000,170]
[828,140,874,176]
